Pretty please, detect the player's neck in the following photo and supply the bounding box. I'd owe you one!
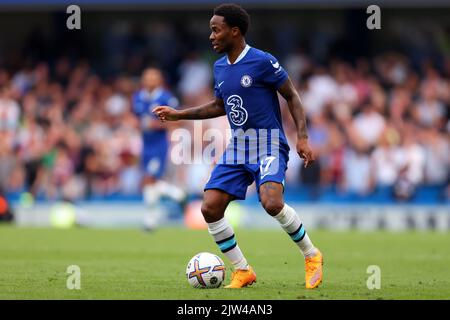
[227,40,247,64]
[145,86,161,94]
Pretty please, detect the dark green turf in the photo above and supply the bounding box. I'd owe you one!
[0,225,449,299]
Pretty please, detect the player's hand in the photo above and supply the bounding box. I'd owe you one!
[153,106,180,122]
[296,138,315,168]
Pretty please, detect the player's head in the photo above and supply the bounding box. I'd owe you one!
[141,67,164,91]
[210,3,250,54]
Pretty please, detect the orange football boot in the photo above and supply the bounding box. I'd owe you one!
[224,266,257,289]
[305,249,323,289]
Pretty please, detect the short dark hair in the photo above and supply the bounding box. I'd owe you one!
[213,3,250,36]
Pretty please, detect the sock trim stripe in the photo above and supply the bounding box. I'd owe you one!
[294,230,306,243]
[217,237,237,252]
[221,242,237,253]
[291,226,306,242]
[216,234,235,245]
[288,223,303,236]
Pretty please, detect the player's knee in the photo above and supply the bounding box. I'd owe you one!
[201,202,223,222]
[261,198,284,216]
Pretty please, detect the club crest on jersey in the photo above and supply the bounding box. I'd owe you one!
[240,75,252,87]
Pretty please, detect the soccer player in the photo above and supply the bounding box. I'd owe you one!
[153,4,323,289]
[132,68,186,229]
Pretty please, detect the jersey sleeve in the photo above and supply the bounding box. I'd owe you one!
[260,52,288,89]
[214,80,222,99]
[213,64,223,100]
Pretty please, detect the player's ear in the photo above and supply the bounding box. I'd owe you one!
[230,26,240,37]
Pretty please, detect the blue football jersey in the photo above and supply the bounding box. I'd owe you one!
[213,45,290,163]
[132,87,179,151]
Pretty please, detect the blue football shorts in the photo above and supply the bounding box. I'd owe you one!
[204,151,289,200]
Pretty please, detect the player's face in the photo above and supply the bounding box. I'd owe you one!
[142,69,163,91]
[209,15,233,54]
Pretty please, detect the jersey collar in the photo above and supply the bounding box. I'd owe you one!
[141,87,163,101]
[227,44,251,65]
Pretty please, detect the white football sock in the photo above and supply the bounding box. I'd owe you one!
[207,217,249,270]
[274,204,317,258]
[143,184,160,206]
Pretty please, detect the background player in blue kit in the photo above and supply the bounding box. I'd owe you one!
[133,68,186,229]
[154,4,323,289]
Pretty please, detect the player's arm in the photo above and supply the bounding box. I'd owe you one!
[153,98,225,121]
[132,94,168,130]
[277,76,315,167]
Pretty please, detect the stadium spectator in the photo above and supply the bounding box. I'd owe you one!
[350,102,386,150]
[177,51,213,106]
[421,126,449,185]
[343,144,373,195]
[371,126,401,187]
[396,125,426,186]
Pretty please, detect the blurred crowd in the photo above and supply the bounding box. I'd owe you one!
[283,52,449,201]
[0,50,449,202]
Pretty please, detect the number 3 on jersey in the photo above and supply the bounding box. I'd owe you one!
[227,95,248,126]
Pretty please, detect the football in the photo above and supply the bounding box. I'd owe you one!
[186,252,226,288]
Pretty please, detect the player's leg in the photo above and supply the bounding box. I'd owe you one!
[142,153,163,206]
[202,189,249,271]
[153,150,186,203]
[141,174,164,230]
[259,181,323,289]
[142,175,158,206]
[259,181,317,257]
[143,153,185,205]
[255,150,323,289]
[203,164,257,288]
[141,155,168,230]
[154,180,186,203]
[202,189,256,288]
[200,189,233,223]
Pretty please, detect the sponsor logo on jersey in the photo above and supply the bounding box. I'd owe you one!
[227,95,248,126]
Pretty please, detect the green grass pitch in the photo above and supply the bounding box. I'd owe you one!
[1,225,449,299]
